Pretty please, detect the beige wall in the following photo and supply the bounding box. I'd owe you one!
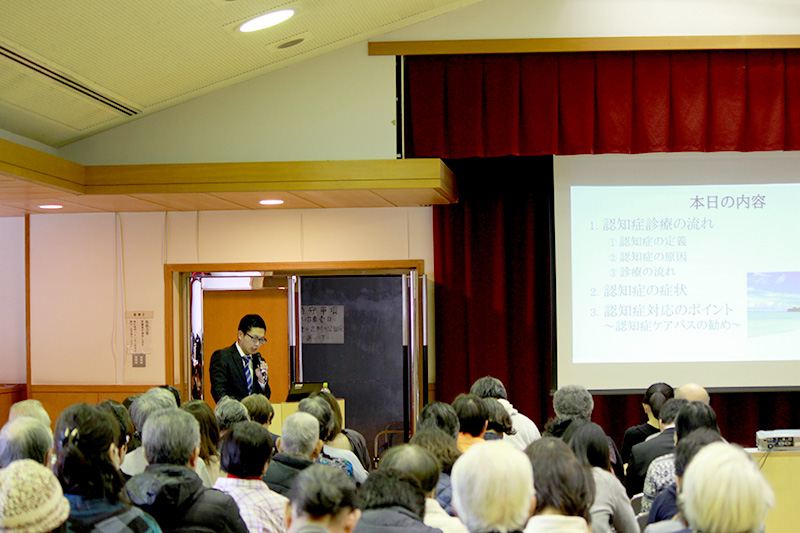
[0,217,25,383]
[27,207,434,386]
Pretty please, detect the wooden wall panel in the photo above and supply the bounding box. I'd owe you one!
[0,385,27,427]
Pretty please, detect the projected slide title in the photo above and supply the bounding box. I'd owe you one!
[571,184,800,364]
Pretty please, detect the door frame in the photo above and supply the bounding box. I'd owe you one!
[164,260,424,402]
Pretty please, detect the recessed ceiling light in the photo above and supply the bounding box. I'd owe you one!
[38,204,63,210]
[240,9,294,33]
[259,199,284,206]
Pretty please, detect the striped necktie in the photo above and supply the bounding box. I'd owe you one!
[243,354,253,392]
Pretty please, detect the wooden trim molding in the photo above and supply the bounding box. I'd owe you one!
[368,35,800,56]
[25,214,31,395]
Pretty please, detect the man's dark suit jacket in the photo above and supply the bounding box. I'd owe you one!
[209,343,271,402]
[625,426,676,497]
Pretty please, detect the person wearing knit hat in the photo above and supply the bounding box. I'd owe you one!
[0,458,70,532]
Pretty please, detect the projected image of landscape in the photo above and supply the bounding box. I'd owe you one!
[747,272,800,337]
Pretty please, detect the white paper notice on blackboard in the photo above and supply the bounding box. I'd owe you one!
[301,305,344,344]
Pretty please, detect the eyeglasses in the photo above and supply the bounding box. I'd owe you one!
[246,333,267,344]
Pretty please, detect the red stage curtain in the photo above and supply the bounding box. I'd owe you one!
[406,50,800,158]
[422,50,800,447]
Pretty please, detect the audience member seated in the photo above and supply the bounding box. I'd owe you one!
[312,390,371,472]
[674,383,709,404]
[181,400,222,487]
[125,408,247,533]
[353,469,439,533]
[676,442,773,533]
[9,399,52,428]
[0,416,53,467]
[214,421,288,533]
[97,400,135,469]
[215,397,251,438]
[286,465,360,533]
[298,397,368,484]
[0,459,70,533]
[54,403,161,532]
[566,421,638,533]
[242,393,280,446]
[158,385,182,408]
[552,385,624,482]
[121,389,177,478]
[482,397,516,441]
[644,428,723,533]
[451,394,488,453]
[410,427,461,517]
[417,402,460,440]
[470,376,542,450]
[380,444,468,533]
[263,412,322,496]
[451,440,535,533]
[524,437,594,533]
[626,398,687,497]
[621,383,673,465]
[642,401,719,513]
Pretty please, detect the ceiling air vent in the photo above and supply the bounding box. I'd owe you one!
[0,44,139,116]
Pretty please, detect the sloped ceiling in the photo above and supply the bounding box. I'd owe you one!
[0,0,481,148]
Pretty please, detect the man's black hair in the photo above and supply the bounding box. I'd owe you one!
[658,398,688,425]
[289,465,358,519]
[674,428,723,478]
[470,376,508,400]
[220,421,274,478]
[675,402,719,441]
[359,469,426,519]
[238,314,266,333]
[451,393,488,437]
[417,402,460,440]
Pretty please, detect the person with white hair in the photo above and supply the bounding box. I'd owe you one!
[676,442,774,533]
[8,399,51,428]
[263,411,323,496]
[451,440,535,533]
[0,417,53,467]
[121,388,177,478]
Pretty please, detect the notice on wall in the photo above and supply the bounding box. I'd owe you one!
[301,305,344,344]
[126,311,154,367]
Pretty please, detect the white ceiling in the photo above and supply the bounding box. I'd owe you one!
[0,0,481,148]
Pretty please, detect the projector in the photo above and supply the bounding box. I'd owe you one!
[756,430,800,450]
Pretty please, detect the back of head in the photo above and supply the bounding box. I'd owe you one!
[97,399,134,449]
[451,394,488,437]
[289,464,358,519]
[54,403,123,501]
[553,385,594,421]
[525,437,594,522]
[675,383,710,404]
[158,385,182,407]
[220,421,274,478]
[451,440,534,533]
[409,427,461,474]
[483,398,516,436]
[241,394,274,426]
[281,411,320,460]
[658,398,687,425]
[470,376,508,400]
[379,444,439,493]
[680,442,774,533]
[310,391,344,437]
[675,401,719,440]
[298,396,335,442]
[0,417,53,467]
[643,383,673,420]
[417,402,460,440]
[215,397,251,432]
[9,400,51,428]
[358,468,426,519]
[674,428,723,478]
[130,388,177,433]
[565,420,610,471]
[0,459,70,533]
[181,400,220,462]
[142,408,200,466]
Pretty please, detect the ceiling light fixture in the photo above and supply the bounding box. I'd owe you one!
[259,199,284,206]
[38,204,63,210]
[239,9,294,33]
